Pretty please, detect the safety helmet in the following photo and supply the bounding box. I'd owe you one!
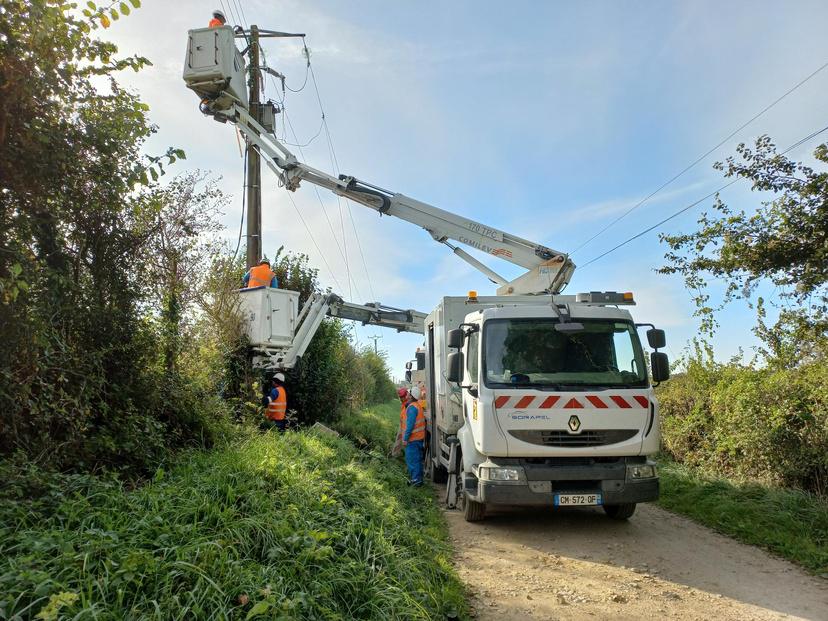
[272,372,285,383]
[409,386,421,400]
[397,387,409,399]
[213,9,226,20]
[259,257,270,265]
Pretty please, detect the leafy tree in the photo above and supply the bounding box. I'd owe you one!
[0,0,191,471]
[135,172,227,373]
[659,136,828,365]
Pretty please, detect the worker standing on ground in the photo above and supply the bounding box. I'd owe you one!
[262,373,288,432]
[391,387,408,457]
[243,258,278,288]
[401,387,426,486]
[208,10,226,28]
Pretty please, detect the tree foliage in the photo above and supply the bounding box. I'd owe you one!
[0,1,219,472]
[659,136,828,362]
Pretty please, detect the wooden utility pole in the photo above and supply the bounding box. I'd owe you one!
[241,26,305,270]
[245,25,262,270]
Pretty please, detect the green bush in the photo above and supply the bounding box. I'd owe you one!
[657,348,828,495]
[0,430,468,620]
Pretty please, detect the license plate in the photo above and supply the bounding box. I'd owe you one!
[554,493,602,506]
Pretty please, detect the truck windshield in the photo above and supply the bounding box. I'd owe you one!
[483,319,648,388]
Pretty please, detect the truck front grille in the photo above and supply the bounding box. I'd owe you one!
[509,429,638,447]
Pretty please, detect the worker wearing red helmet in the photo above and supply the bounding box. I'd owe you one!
[399,386,426,486]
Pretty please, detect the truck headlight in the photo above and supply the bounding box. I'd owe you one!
[478,466,525,482]
[626,464,657,479]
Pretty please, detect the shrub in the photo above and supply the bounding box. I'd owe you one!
[658,348,828,495]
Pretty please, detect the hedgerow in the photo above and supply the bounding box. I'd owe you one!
[657,347,828,496]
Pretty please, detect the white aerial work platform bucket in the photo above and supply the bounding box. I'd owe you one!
[237,287,299,350]
[183,26,248,111]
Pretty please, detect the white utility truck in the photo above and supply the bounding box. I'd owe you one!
[183,25,671,521]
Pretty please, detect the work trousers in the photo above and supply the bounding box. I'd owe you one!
[405,440,424,484]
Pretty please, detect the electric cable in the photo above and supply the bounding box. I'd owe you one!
[232,0,247,27]
[258,51,363,299]
[231,149,248,262]
[570,59,828,256]
[307,59,377,303]
[284,189,346,292]
[578,123,828,269]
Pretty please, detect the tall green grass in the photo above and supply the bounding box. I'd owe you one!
[0,425,467,619]
[658,459,828,575]
[335,401,400,454]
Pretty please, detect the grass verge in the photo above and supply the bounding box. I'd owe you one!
[0,411,467,619]
[657,458,828,575]
[335,401,400,455]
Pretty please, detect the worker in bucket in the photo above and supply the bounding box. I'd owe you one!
[208,10,226,28]
[243,258,278,289]
[262,373,288,432]
[400,386,426,486]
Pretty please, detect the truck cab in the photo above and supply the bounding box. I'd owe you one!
[435,292,669,521]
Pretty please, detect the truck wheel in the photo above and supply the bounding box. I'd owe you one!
[603,503,636,520]
[458,461,485,522]
[462,495,486,522]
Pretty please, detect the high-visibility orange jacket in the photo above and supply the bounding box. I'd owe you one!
[209,18,224,28]
[247,264,276,288]
[400,401,426,442]
[266,387,287,421]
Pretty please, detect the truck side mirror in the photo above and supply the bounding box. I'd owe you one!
[651,352,670,383]
[647,328,666,349]
[405,370,412,383]
[416,351,426,370]
[405,361,412,370]
[446,352,464,383]
[447,329,464,349]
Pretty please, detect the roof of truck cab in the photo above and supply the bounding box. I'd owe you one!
[466,303,635,323]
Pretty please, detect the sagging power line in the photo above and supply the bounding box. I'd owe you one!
[570,59,828,256]
[578,123,828,269]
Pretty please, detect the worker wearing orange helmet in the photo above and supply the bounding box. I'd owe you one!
[208,9,226,28]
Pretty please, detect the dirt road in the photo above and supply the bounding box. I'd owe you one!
[442,502,828,620]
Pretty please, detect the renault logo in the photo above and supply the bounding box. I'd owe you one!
[568,415,581,433]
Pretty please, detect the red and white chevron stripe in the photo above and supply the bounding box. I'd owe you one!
[494,394,649,409]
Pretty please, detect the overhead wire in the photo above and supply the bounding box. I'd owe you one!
[307,57,377,303]
[283,187,346,292]
[578,123,828,269]
[259,41,364,300]
[231,149,248,262]
[570,59,828,256]
[231,0,248,27]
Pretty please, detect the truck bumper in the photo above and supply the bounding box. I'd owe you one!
[476,477,658,506]
[470,458,659,506]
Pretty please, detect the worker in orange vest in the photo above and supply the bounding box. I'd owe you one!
[400,386,426,486]
[243,258,279,289]
[208,9,226,28]
[263,373,288,432]
[391,387,408,456]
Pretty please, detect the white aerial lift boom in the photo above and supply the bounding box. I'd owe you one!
[183,25,575,298]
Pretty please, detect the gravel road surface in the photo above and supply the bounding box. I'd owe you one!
[442,502,828,620]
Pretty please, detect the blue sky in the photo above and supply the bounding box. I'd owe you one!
[106,1,828,377]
